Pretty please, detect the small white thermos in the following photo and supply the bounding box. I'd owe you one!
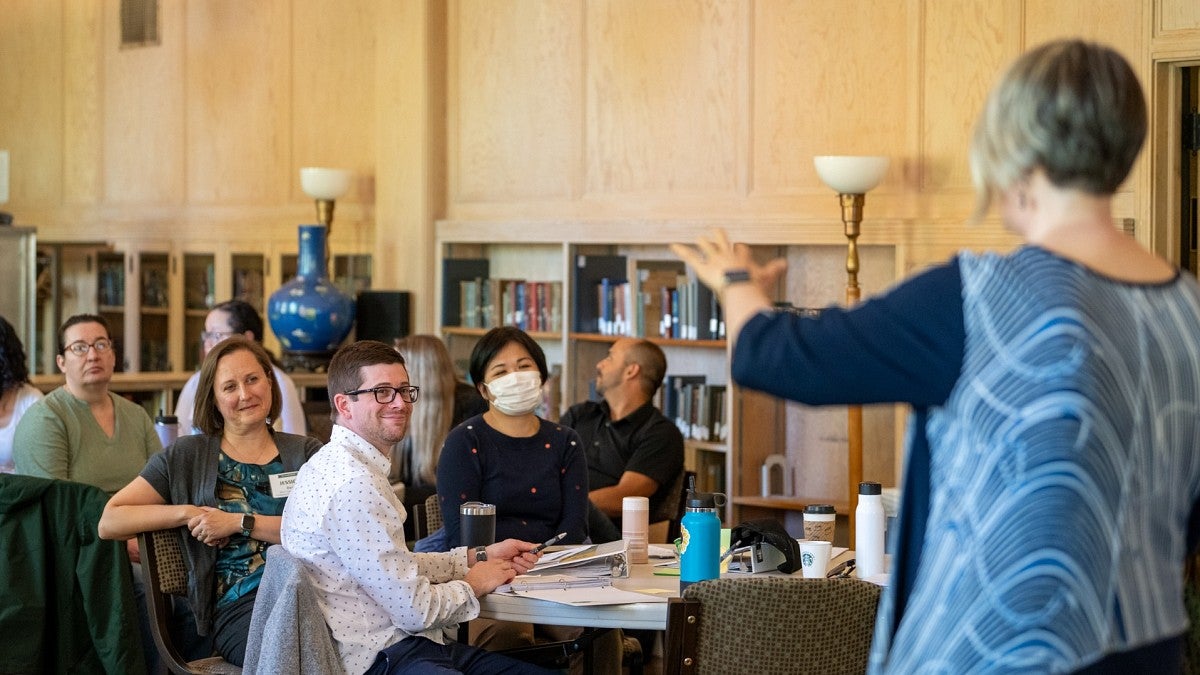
[622,496,649,564]
[855,481,886,579]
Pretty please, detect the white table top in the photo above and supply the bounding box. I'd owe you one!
[476,549,858,630]
[477,563,677,630]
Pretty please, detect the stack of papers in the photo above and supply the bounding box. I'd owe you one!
[529,540,628,578]
[496,574,611,593]
[494,572,666,606]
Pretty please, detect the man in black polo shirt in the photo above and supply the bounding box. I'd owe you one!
[560,338,685,543]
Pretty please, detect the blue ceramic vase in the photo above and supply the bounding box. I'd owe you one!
[268,225,355,353]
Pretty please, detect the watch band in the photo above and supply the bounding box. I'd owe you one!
[722,269,752,287]
[473,546,488,562]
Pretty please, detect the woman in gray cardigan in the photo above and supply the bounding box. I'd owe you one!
[99,336,322,666]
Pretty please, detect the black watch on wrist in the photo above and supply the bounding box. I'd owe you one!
[473,546,488,562]
[240,513,256,538]
[723,269,752,287]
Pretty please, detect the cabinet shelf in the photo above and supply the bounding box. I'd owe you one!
[569,332,725,349]
[443,326,561,341]
[141,306,169,315]
[686,439,728,454]
[98,305,125,314]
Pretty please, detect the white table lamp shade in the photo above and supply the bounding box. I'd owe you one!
[299,167,352,200]
[813,155,889,194]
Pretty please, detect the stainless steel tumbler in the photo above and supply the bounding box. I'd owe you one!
[460,501,496,548]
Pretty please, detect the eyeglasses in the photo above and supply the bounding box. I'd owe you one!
[344,385,420,404]
[63,339,113,356]
[201,330,240,343]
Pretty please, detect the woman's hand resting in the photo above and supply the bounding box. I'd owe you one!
[187,505,235,548]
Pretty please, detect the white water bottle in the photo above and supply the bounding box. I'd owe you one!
[622,496,649,564]
[855,481,886,579]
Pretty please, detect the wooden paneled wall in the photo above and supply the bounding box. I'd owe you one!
[2,1,1199,330]
[0,0,377,259]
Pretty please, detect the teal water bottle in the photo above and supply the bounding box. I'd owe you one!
[680,475,724,591]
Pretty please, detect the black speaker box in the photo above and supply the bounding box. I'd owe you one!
[356,291,411,344]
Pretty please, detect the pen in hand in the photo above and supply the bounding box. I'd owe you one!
[531,531,568,554]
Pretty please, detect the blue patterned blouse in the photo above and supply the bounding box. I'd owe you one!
[733,246,1200,672]
[214,453,286,608]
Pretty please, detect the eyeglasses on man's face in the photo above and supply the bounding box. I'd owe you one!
[201,330,240,343]
[344,385,420,404]
[63,338,113,357]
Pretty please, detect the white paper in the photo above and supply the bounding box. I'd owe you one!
[648,544,676,559]
[501,585,668,606]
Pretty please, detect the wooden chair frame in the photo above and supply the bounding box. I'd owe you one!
[138,528,242,675]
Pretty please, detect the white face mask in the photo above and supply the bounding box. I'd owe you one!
[485,370,543,416]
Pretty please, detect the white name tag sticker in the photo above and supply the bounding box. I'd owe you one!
[268,471,299,498]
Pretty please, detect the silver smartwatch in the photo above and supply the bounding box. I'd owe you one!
[473,546,488,562]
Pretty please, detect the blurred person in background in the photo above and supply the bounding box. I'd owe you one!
[175,299,305,436]
[0,314,42,473]
[389,334,486,539]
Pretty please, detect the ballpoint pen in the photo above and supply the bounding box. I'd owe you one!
[531,531,568,553]
[826,558,856,578]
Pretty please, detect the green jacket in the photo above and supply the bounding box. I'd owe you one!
[0,475,147,675]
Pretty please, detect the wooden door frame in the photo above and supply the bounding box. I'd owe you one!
[1148,51,1200,263]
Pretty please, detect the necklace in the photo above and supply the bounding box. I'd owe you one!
[221,436,276,465]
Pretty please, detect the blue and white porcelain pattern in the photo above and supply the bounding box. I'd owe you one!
[267,225,354,353]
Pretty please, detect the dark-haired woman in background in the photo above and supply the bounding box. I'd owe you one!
[175,299,306,435]
[0,315,42,473]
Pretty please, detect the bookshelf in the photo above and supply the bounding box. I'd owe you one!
[435,221,903,529]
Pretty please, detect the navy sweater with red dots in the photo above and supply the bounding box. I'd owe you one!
[436,414,589,547]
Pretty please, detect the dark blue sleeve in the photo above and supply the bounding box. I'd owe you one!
[732,258,964,407]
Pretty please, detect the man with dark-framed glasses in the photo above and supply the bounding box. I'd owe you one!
[283,340,552,675]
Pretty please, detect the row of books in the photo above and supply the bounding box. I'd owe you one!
[457,277,564,333]
[444,256,724,340]
[576,255,724,340]
[660,375,727,443]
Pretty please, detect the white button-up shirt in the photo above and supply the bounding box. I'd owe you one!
[282,424,476,675]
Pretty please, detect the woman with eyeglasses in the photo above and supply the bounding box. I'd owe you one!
[0,315,42,474]
[99,336,322,666]
[174,299,306,436]
[13,314,160,495]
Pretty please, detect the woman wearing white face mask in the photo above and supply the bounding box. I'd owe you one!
[436,328,616,673]
[435,326,588,551]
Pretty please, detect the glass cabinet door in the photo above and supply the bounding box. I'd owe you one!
[183,252,215,372]
[139,252,171,372]
[96,251,127,371]
[231,253,265,315]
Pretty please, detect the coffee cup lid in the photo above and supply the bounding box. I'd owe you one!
[804,504,836,515]
[460,501,495,515]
